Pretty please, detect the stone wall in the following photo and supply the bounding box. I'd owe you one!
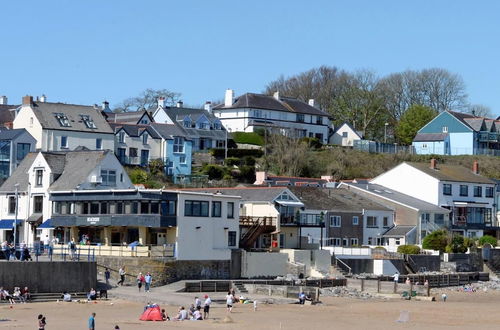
[0,262,96,293]
[241,251,288,278]
[408,255,441,272]
[441,252,483,272]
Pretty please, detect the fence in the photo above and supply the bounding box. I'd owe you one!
[0,243,175,262]
[354,140,414,154]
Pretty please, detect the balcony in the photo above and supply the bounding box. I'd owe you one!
[280,214,325,227]
[451,215,491,229]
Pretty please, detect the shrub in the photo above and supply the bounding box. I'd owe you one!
[397,245,421,254]
[449,235,468,253]
[210,148,264,158]
[225,157,240,166]
[232,132,264,146]
[299,137,323,149]
[479,235,497,247]
[128,168,148,184]
[422,230,448,252]
[201,165,227,180]
[242,155,256,166]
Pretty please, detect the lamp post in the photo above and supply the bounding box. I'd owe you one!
[320,211,325,249]
[14,183,19,247]
[384,122,389,144]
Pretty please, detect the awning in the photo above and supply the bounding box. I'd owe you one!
[27,213,43,225]
[453,201,489,207]
[0,220,23,229]
[38,219,54,229]
[275,201,304,207]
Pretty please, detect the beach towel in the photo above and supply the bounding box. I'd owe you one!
[140,306,164,321]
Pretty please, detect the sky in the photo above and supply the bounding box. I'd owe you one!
[1,0,499,117]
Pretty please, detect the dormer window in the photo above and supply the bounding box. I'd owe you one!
[214,122,221,130]
[81,115,97,129]
[183,119,191,128]
[54,113,71,127]
[199,122,210,130]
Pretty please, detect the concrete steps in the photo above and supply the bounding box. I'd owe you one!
[232,281,248,294]
[0,292,89,304]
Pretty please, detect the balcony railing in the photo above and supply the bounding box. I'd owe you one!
[280,215,324,227]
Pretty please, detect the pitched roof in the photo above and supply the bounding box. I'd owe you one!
[288,186,391,212]
[150,123,191,140]
[463,118,485,131]
[332,122,364,138]
[0,128,32,140]
[343,183,450,213]
[382,225,416,237]
[0,152,37,192]
[180,187,289,202]
[105,110,152,124]
[0,105,17,125]
[405,162,494,184]
[48,150,109,191]
[448,111,499,132]
[413,133,448,142]
[213,93,330,117]
[28,102,113,134]
[109,123,161,139]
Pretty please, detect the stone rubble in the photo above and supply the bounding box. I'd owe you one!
[320,286,384,300]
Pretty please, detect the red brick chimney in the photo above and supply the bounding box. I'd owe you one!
[22,95,33,106]
[430,158,437,170]
[472,160,479,175]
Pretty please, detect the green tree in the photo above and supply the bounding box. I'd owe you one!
[422,230,448,252]
[395,105,437,145]
[479,235,497,247]
[447,235,468,253]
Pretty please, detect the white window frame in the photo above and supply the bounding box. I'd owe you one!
[332,238,341,246]
[96,138,102,150]
[366,216,378,228]
[352,216,359,225]
[442,126,448,133]
[342,238,348,246]
[179,155,186,164]
[350,238,358,246]
[61,136,68,149]
[142,133,148,145]
[118,131,126,143]
[173,137,184,153]
[330,215,341,227]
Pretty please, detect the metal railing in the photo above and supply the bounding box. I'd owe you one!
[334,257,352,275]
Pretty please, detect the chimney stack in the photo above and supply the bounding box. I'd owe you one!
[40,94,47,102]
[224,89,234,107]
[101,101,110,112]
[0,96,7,105]
[308,99,315,107]
[204,101,213,113]
[430,158,437,170]
[254,171,267,185]
[273,91,280,100]
[158,97,165,108]
[22,95,33,106]
[472,160,479,175]
[176,100,183,108]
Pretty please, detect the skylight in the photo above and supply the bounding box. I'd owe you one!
[80,115,97,129]
[54,113,71,127]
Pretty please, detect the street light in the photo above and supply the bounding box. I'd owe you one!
[384,122,389,144]
[14,183,19,247]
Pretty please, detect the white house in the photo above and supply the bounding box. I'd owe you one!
[109,123,162,166]
[371,159,496,238]
[212,90,331,144]
[13,96,115,152]
[330,122,363,146]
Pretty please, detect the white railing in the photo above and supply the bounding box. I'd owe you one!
[322,246,371,256]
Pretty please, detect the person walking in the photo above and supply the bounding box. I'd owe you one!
[1,241,9,261]
[68,238,77,261]
[226,291,234,313]
[137,272,145,292]
[88,312,96,330]
[105,268,111,285]
[144,272,152,292]
[393,272,400,283]
[117,267,126,286]
[38,314,46,330]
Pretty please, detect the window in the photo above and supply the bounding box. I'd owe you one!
[161,201,176,216]
[118,131,126,143]
[140,202,149,214]
[61,136,68,149]
[34,196,43,213]
[367,216,378,228]
[120,173,123,182]
[395,239,401,245]
[296,114,305,123]
[383,217,390,228]
[151,203,159,214]
[342,132,348,138]
[352,216,359,225]
[316,116,323,125]
[173,137,184,153]
[82,203,89,214]
[342,238,348,246]
[214,122,221,130]
[253,109,263,118]
[350,238,359,246]
[90,202,99,214]
[96,138,102,150]
[184,200,209,217]
[131,202,138,214]
[117,148,126,162]
[80,115,97,129]
[54,113,71,127]
[140,150,149,166]
[474,186,482,197]
[460,185,468,196]
[100,202,108,214]
[30,117,33,127]
[142,133,148,145]
[330,216,341,227]
[16,143,30,162]
[101,170,116,186]
[212,201,221,217]
[54,201,62,214]
[443,184,452,195]
[227,202,234,218]
[332,238,341,246]
[116,202,124,214]
[368,237,373,245]
[179,156,186,164]
[279,233,285,248]
[228,231,237,247]
[129,148,138,158]
[422,143,428,148]
[183,119,191,128]
[8,196,16,214]
[35,169,43,186]
[486,187,494,198]
[442,126,448,133]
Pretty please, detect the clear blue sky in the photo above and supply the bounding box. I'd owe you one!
[1,0,499,117]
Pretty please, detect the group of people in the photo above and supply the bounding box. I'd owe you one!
[136,272,152,292]
[0,286,30,304]
[172,294,212,321]
[1,241,33,261]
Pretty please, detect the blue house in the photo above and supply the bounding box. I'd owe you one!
[413,111,500,156]
[151,123,192,183]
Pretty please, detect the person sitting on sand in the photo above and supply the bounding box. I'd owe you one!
[13,287,25,303]
[161,309,170,321]
[62,292,72,302]
[3,289,15,304]
[174,306,188,320]
[87,288,97,301]
[188,304,196,316]
[191,306,203,320]
[22,287,31,302]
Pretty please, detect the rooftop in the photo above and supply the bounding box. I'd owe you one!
[405,162,495,184]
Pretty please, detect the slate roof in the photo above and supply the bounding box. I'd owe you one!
[180,187,289,202]
[0,105,17,126]
[463,118,485,131]
[382,225,416,237]
[406,162,495,184]
[0,152,37,192]
[288,187,391,212]
[448,111,500,132]
[109,123,161,139]
[29,102,113,134]
[213,93,330,117]
[150,123,191,140]
[48,150,109,191]
[343,183,450,213]
[0,128,31,140]
[413,133,448,142]
[105,110,152,124]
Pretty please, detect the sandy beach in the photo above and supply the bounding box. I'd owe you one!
[1,289,500,329]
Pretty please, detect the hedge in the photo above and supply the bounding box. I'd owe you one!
[232,132,264,146]
[397,245,421,254]
[210,148,263,158]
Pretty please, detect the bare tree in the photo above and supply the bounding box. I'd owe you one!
[114,88,181,112]
[264,133,310,176]
[465,104,493,118]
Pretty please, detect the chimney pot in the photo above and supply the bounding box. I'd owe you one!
[273,91,280,100]
[308,99,315,107]
[204,101,213,113]
[158,97,165,108]
[22,95,33,106]
[224,89,234,107]
[472,160,479,175]
[0,96,7,105]
[176,100,183,108]
[40,94,47,102]
[101,101,110,112]
[430,158,437,170]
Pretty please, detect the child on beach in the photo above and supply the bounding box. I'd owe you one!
[203,294,211,319]
[226,291,234,313]
[38,314,46,330]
